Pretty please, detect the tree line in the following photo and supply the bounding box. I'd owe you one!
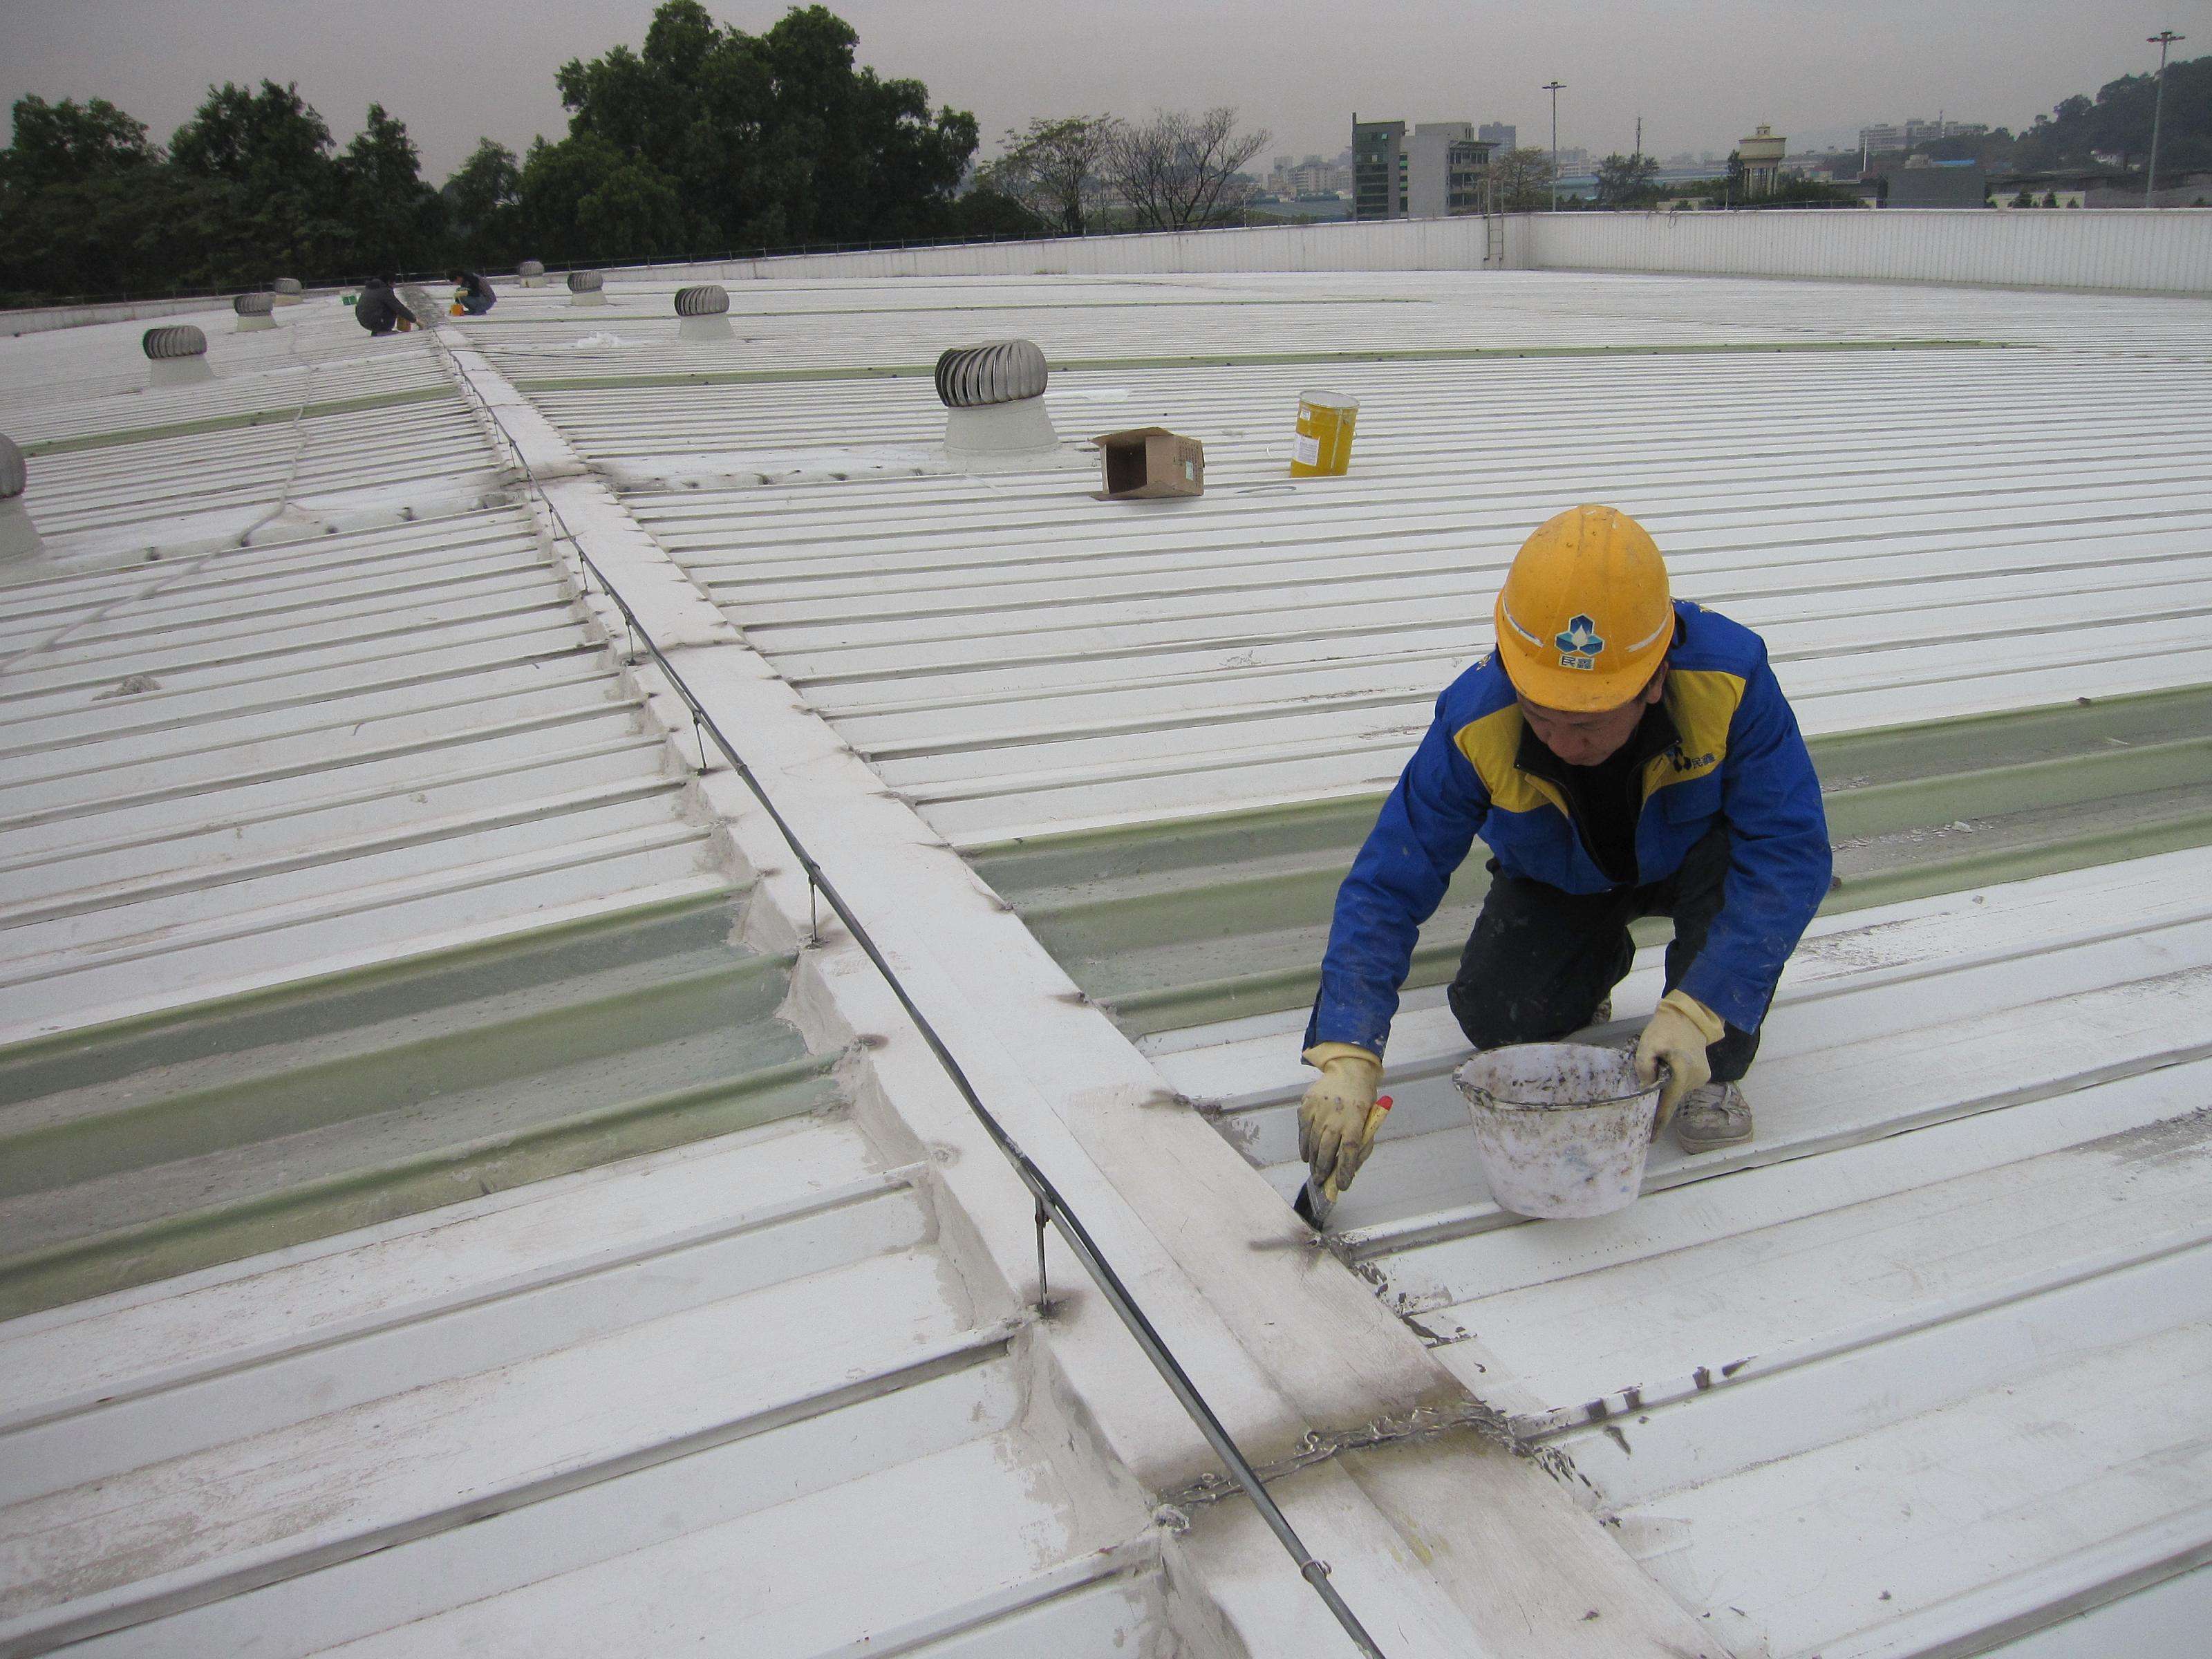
[0,2,1021,306]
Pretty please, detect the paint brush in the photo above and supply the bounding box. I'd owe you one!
[1293,1095,1392,1230]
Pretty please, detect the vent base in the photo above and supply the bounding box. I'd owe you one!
[568,290,610,308]
[678,315,734,342]
[943,397,1060,462]
[0,500,44,568]
[235,315,279,333]
[149,357,216,388]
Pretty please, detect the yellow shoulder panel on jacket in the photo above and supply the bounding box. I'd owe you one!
[1453,706,1561,815]
[1644,668,1745,798]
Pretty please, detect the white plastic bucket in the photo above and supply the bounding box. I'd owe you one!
[1452,1043,1659,1219]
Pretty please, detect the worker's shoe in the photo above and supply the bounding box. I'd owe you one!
[1586,997,1612,1027]
[1671,1081,1752,1153]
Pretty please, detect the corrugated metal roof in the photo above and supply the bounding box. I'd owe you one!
[1155,846,2212,1656]
[568,263,2212,1651]
[0,292,1173,1658]
[612,342,2212,847]
[9,254,2211,1658]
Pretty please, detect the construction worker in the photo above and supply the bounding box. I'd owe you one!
[354,276,418,337]
[448,270,496,316]
[1300,504,1831,1198]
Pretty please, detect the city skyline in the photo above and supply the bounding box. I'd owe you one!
[0,0,2193,180]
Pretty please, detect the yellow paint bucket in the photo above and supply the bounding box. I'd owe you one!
[1290,389,1360,477]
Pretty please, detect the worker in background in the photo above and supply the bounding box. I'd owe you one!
[1300,504,1832,1197]
[355,276,418,337]
[449,270,496,316]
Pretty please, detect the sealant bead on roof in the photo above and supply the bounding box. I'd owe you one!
[568,270,605,293]
[675,284,730,317]
[142,325,207,360]
[935,340,1049,408]
[0,435,24,500]
[234,292,275,317]
[272,276,303,296]
[518,259,545,278]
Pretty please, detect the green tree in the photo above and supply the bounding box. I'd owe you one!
[2016,57,2211,174]
[977,115,1111,236]
[547,1,978,256]
[1594,151,1660,207]
[1,95,156,190]
[169,80,347,276]
[1490,147,1554,212]
[944,187,1041,239]
[335,104,444,272]
[442,139,524,265]
[576,157,690,258]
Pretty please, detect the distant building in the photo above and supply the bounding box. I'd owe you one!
[1884,160,1986,207]
[2086,171,2212,208]
[1479,121,1517,152]
[1354,118,1496,218]
[1739,124,1787,196]
[1859,117,1987,158]
[1408,122,1498,216]
[1352,119,1407,218]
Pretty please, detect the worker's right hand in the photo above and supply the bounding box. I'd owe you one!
[1298,1044,1384,1192]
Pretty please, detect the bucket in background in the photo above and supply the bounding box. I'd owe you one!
[1289,389,1360,477]
[1452,1043,1659,1219]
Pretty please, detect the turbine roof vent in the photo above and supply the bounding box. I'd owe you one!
[272,276,303,296]
[143,325,208,361]
[518,259,545,278]
[568,270,604,293]
[234,292,275,317]
[674,284,730,317]
[935,340,1048,409]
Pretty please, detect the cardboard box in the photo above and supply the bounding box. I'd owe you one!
[1093,427,1204,499]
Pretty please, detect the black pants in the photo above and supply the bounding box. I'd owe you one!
[1446,825,1765,1083]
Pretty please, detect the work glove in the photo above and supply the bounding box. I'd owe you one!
[1633,991,1725,1136]
[1299,1043,1384,1192]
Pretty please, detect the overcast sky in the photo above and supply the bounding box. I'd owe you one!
[2,0,2201,177]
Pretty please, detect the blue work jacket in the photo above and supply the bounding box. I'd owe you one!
[1305,601,1832,1056]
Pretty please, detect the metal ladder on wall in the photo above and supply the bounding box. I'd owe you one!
[1482,178,1506,266]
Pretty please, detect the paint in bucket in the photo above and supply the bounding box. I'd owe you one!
[1290,389,1360,477]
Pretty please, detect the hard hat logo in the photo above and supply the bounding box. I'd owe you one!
[1554,615,1605,657]
[1493,505,1672,711]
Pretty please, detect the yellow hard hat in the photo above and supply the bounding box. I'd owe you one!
[1492,505,1673,711]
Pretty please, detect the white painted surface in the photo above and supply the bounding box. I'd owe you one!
[1525,206,2212,294]
[1167,849,2212,1656]
[0,500,724,1044]
[572,272,2212,844]
[504,208,2212,294]
[13,225,2211,1659]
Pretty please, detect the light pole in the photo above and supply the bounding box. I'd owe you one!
[1544,81,1566,210]
[2146,30,2185,204]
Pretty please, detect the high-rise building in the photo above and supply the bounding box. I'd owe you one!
[1479,121,1517,152]
[1356,119,1498,218]
[1408,122,1498,216]
[1352,119,1407,218]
